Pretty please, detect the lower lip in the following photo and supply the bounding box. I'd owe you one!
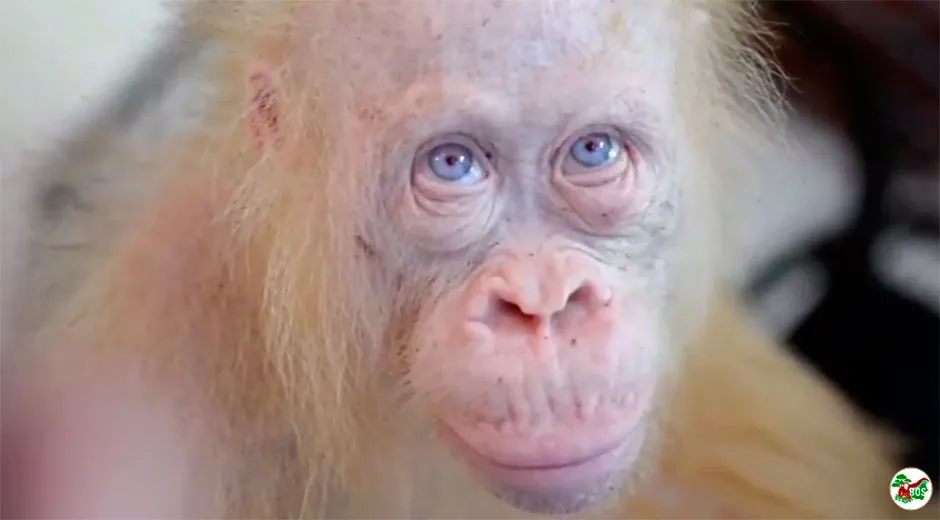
[440,425,631,491]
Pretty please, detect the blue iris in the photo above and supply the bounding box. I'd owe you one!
[569,133,619,168]
[428,143,475,182]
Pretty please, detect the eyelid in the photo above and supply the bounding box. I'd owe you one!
[566,125,624,149]
[415,133,492,162]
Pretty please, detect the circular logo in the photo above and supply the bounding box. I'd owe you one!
[891,467,933,510]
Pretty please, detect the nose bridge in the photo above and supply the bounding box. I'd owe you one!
[500,161,543,224]
[538,247,576,312]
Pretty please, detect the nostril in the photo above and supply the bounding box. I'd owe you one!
[566,277,612,309]
[565,285,595,309]
[496,297,527,318]
[549,280,609,333]
[469,276,544,333]
[490,295,541,330]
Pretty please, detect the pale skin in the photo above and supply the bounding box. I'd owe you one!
[2,1,916,518]
[273,1,681,512]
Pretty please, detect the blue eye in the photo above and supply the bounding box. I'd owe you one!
[569,132,621,168]
[427,143,483,183]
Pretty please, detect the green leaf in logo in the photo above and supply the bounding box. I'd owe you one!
[895,474,911,483]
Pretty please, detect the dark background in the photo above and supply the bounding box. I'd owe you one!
[753,0,939,479]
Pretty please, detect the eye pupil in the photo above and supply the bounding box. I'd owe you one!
[584,140,598,153]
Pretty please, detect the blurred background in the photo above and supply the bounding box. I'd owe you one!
[1,0,937,478]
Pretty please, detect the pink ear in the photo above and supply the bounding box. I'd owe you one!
[247,66,283,150]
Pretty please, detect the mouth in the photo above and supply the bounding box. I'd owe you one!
[438,422,636,493]
[478,439,630,493]
[434,384,655,506]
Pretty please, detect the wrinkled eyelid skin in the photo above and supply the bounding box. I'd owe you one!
[543,125,651,238]
[546,125,641,195]
[392,133,503,252]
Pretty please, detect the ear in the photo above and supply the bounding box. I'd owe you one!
[247,64,283,150]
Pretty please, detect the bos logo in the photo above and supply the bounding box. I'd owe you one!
[891,467,933,511]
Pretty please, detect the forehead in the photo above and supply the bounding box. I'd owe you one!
[291,0,678,102]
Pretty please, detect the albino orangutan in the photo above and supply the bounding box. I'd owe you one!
[2,0,920,518]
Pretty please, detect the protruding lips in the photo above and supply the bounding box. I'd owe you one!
[477,436,624,471]
[436,385,651,491]
[443,420,630,466]
[438,419,636,491]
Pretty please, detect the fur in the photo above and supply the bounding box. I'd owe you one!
[10,1,924,518]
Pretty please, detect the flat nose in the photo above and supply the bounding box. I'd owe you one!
[471,251,611,335]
